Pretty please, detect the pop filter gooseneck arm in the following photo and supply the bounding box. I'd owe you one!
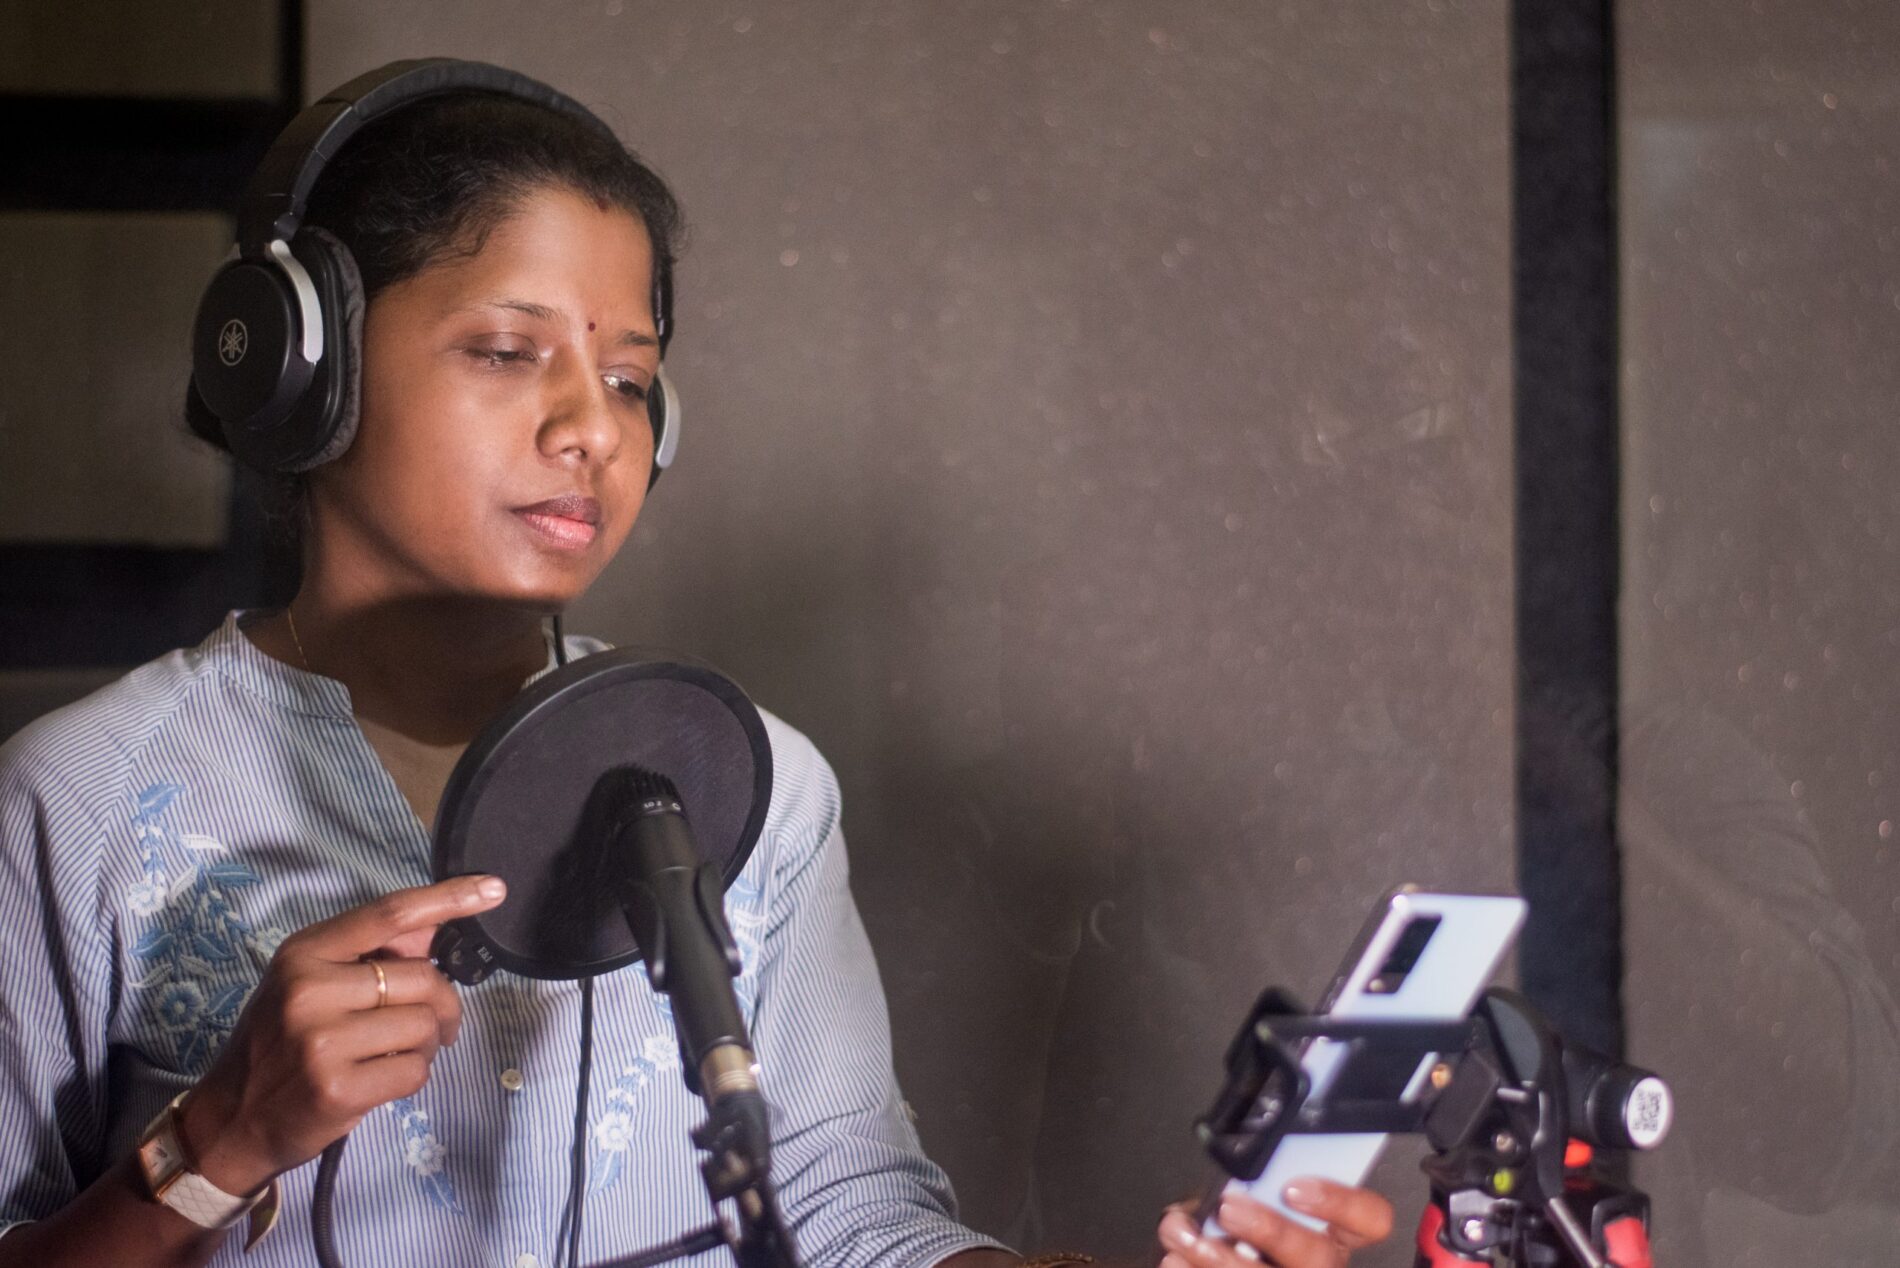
[308,640,795,1268]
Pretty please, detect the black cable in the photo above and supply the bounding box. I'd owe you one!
[560,975,597,1268]
[549,612,593,1268]
[312,1134,347,1268]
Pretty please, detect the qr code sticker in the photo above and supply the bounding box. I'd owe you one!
[1628,1080,1671,1146]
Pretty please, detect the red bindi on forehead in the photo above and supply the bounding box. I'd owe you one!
[588,321,597,331]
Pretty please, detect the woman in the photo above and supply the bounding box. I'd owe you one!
[0,64,1392,1268]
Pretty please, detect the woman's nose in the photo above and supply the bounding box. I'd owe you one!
[538,360,622,467]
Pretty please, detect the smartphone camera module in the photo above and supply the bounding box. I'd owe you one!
[1366,915,1441,994]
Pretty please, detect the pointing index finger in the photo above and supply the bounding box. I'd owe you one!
[291,876,506,963]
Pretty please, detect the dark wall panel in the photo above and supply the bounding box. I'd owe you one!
[312,5,1514,1260]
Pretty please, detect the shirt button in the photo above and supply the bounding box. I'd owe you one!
[499,1067,525,1092]
[514,1255,539,1268]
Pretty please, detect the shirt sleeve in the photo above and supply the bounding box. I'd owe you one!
[0,742,118,1236]
[748,733,1011,1268]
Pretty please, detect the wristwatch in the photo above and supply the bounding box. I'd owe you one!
[136,1091,281,1251]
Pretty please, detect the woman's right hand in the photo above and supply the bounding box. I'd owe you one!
[172,875,507,1196]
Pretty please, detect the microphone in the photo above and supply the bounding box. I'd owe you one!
[593,763,788,1267]
[342,649,792,1268]
[593,765,761,1111]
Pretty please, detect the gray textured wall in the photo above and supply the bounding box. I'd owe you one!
[1620,3,1900,1265]
[309,4,1518,1260]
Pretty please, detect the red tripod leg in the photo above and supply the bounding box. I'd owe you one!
[1601,1216,1652,1268]
[1414,1205,1489,1267]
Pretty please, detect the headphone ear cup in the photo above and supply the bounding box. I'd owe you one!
[646,362,679,491]
[279,227,365,472]
[187,229,362,474]
[189,252,314,460]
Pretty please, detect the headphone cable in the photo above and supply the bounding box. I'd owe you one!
[550,613,594,1268]
[560,975,597,1268]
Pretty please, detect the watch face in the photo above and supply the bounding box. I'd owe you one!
[135,1104,261,1231]
[138,1126,186,1200]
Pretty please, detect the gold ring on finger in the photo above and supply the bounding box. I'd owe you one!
[368,958,389,1009]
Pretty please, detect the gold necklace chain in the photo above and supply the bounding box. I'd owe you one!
[284,604,314,674]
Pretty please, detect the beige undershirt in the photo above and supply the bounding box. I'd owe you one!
[352,714,466,832]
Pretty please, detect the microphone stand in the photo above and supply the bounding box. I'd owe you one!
[587,1059,798,1268]
[1410,991,1654,1268]
[1196,988,1660,1268]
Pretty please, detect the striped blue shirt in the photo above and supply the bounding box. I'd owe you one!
[0,612,1002,1268]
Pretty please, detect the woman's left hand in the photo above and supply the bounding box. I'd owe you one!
[1156,1180,1395,1268]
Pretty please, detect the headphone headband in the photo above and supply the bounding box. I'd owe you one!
[238,58,619,255]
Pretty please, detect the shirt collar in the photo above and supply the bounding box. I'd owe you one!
[203,609,356,719]
[203,609,577,720]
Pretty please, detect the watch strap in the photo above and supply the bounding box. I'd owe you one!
[137,1091,280,1249]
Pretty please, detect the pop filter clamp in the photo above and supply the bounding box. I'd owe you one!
[307,647,801,1268]
[1197,988,1672,1268]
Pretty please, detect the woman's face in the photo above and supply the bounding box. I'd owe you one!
[308,184,660,611]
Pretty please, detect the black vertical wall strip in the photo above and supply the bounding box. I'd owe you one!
[1511,0,1625,1057]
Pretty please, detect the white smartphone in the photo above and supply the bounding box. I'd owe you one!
[1200,887,1528,1236]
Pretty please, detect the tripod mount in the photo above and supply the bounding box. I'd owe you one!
[1197,987,1668,1268]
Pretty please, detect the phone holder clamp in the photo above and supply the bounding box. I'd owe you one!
[1195,988,1479,1181]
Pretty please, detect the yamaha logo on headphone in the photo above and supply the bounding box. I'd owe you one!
[217,318,248,367]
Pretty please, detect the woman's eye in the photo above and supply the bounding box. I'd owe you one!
[605,373,649,403]
[468,344,534,368]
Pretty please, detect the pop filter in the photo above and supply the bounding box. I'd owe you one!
[429,648,773,982]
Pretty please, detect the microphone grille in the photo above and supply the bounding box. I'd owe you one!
[623,764,682,803]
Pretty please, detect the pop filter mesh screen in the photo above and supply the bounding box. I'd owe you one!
[435,660,770,978]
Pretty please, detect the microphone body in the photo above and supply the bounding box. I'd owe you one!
[600,767,760,1104]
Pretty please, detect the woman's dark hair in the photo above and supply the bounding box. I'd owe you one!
[302,91,683,308]
[195,91,683,563]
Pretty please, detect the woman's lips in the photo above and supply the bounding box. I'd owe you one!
[512,495,601,549]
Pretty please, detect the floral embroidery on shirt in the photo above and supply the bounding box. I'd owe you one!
[589,1052,662,1193]
[390,1096,463,1212]
[726,874,767,1021]
[126,782,269,1071]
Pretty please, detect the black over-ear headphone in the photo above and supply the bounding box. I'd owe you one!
[187,58,680,484]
